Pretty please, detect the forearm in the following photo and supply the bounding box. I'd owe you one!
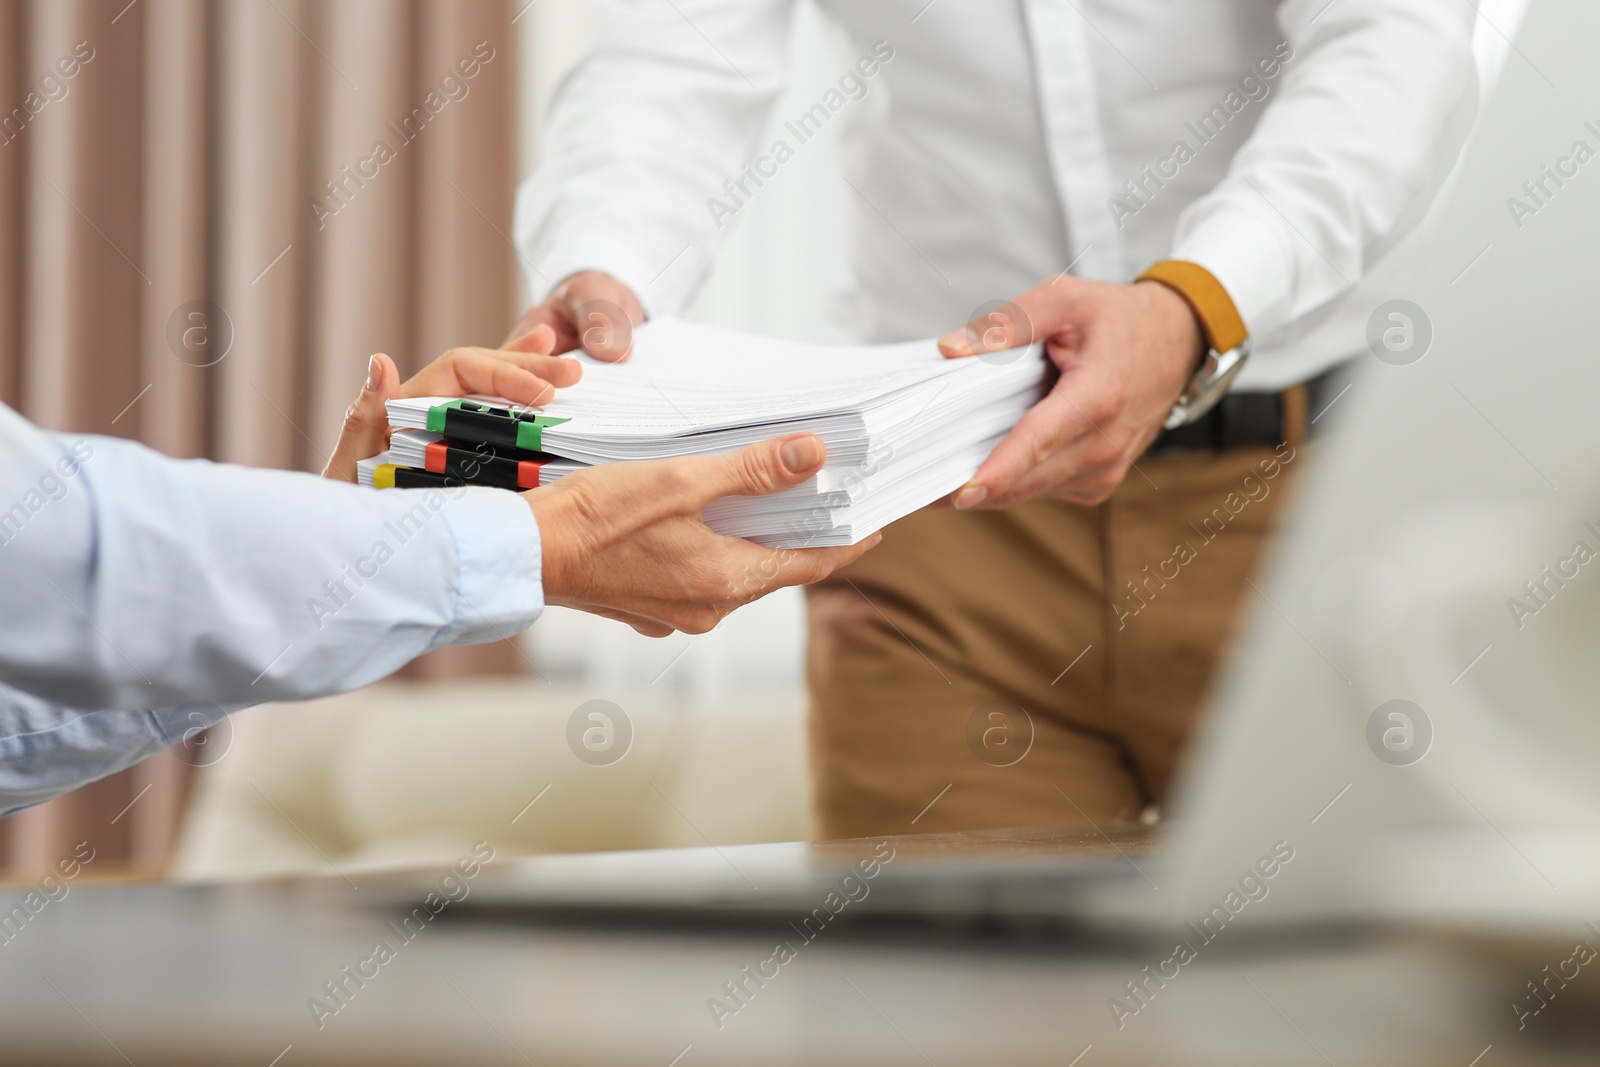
[1170,0,1479,341]
[0,682,231,816]
[514,0,794,315]
[0,410,543,711]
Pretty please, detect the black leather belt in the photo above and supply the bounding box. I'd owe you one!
[1148,360,1355,455]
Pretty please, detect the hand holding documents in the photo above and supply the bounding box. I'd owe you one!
[366,317,1049,547]
[526,433,878,635]
[321,340,581,485]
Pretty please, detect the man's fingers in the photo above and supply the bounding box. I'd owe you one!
[938,302,1037,359]
[999,408,1160,507]
[525,318,585,356]
[1000,449,1119,507]
[505,302,584,354]
[953,393,1090,508]
[502,321,558,355]
[937,276,1090,358]
[568,299,641,363]
[503,273,645,360]
[323,353,399,482]
[502,305,546,348]
[561,275,644,363]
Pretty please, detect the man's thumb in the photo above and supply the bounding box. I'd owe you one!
[937,292,1054,358]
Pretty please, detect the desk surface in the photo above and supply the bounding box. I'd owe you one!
[816,822,1155,860]
[0,826,1585,1066]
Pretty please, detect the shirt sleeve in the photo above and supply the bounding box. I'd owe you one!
[0,404,544,714]
[514,0,796,317]
[1169,0,1480,343]
[0,683,225,816]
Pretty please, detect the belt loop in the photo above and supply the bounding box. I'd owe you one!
[1281,384,1309,446]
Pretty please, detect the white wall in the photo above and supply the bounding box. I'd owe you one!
[515,0,848,695]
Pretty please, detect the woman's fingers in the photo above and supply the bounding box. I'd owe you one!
[402,347,583,406]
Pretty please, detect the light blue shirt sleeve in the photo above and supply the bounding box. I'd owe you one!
[0,403,545,810]
[0,683,230,817]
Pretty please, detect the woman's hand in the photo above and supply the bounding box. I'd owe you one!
[526,435,880,637]
[319,334,879,635]
[322,324,579,482]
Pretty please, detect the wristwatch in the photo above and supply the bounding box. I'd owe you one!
[1136,260,1251,430]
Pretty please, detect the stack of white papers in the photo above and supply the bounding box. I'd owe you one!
[385,317,1048,547]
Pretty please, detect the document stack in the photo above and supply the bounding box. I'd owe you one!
[362,317,1047,548]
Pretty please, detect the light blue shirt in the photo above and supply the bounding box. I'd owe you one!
[0,403,544,814]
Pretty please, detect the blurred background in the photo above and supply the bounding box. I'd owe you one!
[0,0,853,880]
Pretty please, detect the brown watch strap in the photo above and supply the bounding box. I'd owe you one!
[1136,260,1249,355]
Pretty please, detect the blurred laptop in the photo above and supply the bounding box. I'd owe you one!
[449,0,1600,941]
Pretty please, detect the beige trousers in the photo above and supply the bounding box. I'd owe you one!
[805,441,1305,839]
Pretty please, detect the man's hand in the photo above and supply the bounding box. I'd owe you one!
[502,271,645,363]
[323,331,581,482]
[937,277,1203,508]
[526,435,880,637]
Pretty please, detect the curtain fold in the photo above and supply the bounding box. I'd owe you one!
[0,0,525,877]
[141,0,211,459]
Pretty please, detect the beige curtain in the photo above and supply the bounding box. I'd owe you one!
[0,0,528,877]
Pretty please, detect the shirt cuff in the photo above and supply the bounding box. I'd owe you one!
[1169,201,1299,343]
[437,487,545,646]
[525,230,671,319]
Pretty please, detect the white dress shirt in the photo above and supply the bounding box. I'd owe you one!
[0,403,543,813]
[516,0,1479,389]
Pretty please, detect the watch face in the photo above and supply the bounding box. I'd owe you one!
[1169,345,1249,428]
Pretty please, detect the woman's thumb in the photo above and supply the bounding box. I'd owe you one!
[323,353,399,482]
[707,434,826,503]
